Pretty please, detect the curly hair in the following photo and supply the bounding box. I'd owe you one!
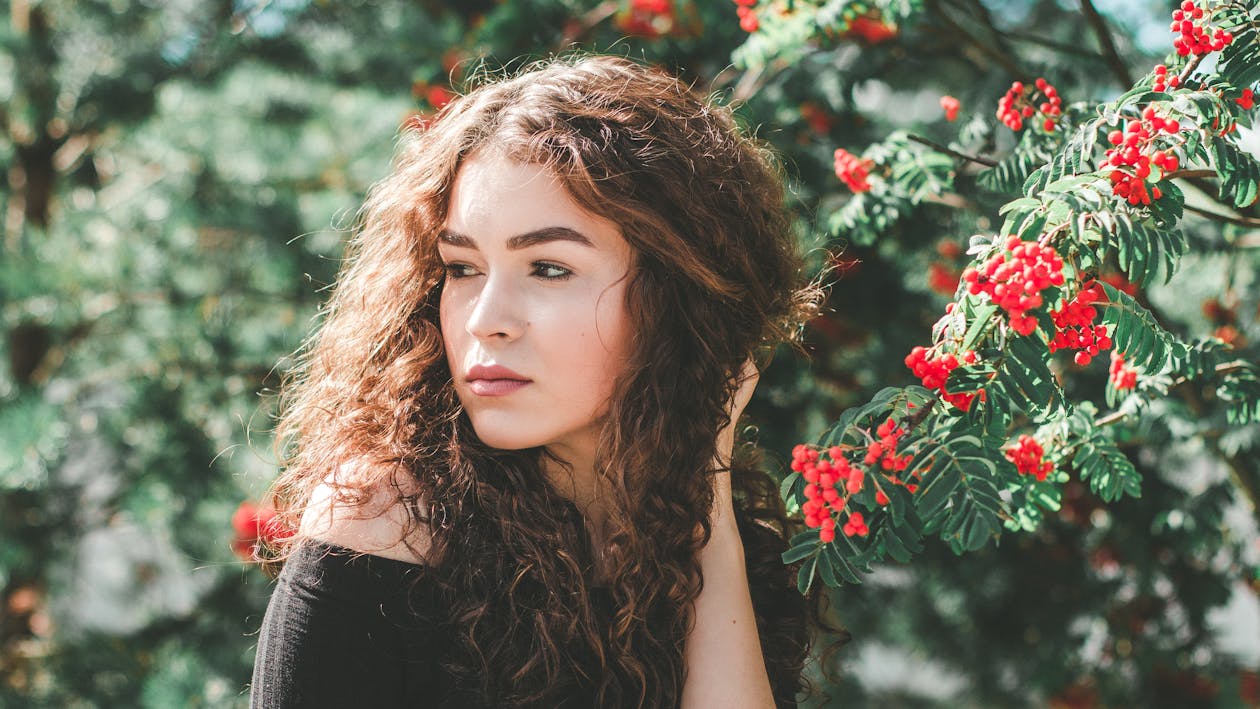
[262,54,841,707]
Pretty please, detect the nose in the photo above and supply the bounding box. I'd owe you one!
[464,273,526,341]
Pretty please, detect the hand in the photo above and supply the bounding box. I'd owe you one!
[716,357,759,466]
[711,357,759,528]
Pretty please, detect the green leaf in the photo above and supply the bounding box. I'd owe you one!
[779,471,803,504]
[995,334,1065,419]
[878,511,924,564]
[796,555,817,595]
[1218,364,1260,424]
[913,435,1006,552]
[1074,438,1142,502]
[816,542,840,587]
[823,541,864,585]
[959,302,999,353]
[946,362,996,393]
[1005,476,1064,532]
[980,150,1047,196]
[782,535,820,564]
[1213,139,1260,209]
[1099,282,1187,374]
[1218,26,1260,90]
[915,457,958,521]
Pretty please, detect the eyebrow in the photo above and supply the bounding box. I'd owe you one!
[437,226,595,251]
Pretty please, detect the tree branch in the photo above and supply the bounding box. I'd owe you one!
[1094,360,1255,428]
[925,0,1025,78]
[955,0,1024,72]
[1166,169,1218,180]
[1183,203,1260,229]
[996,29,1109,60]
[907,133,1000,168]
[1079,0,1133,86]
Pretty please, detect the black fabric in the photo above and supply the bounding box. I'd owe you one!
[249,540,749,707]
[249,539,460,708]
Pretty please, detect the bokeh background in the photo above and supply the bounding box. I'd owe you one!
[2,0,1258,706]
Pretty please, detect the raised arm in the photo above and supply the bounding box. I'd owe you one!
[680,360,776,708]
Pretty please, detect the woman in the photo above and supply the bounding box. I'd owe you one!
[250,54,833,708]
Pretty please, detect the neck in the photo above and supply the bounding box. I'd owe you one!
[542,444,615,547]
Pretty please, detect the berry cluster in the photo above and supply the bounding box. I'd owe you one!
[426,85,454,110]
[730,0,758,32]
[996,78,1063,132]
[617,0,676,38]
[800,101,834,135]
[963,236,1066,336]
[1238,88,1256,110]
[794,445,857,543]
[937,239,963,260]
[905,346,984,411]
[1105,106,1182,206]
[834,148,874,192]
[1099,272,1138,297]
[232,500,293,560]
[1170,0,1233,56]
[1151,64,1181,93]
[1109,351,1138,390]
[929,262,961,296]
[836,8,898,44]
[868,417,915,474]
[843,512,870,537]
[403,82,458,133]
[793,417,915,543]
[869,417,917,505]
[940,95,961,122]
[1202,297,1244,346]
[1049,282,1113,366]
[1005,435,1054,482]
[1202,297,1235,324]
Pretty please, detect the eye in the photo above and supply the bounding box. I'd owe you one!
[442,263,479,279]
[532,262,573,281]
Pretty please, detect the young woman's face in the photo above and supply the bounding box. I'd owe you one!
[438,151,634,462]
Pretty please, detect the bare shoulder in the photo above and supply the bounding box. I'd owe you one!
[298,461,432,565]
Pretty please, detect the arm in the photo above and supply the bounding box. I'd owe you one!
[680,361,776,709]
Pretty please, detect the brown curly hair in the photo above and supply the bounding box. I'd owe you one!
[262,53,840,707]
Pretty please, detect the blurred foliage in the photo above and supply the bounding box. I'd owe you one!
[0,0,1257,707]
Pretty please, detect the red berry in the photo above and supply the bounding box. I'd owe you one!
[834,148,874,192]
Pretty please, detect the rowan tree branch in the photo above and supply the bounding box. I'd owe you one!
[907,134,1000,167]
[1183,203,1260,228]
[925,0,1025,78]
[996,29,1109,60]
[1094,362,1254,429]
[1166,169,1219,180]
[1079,0,1133,86]
[956,0,1024,72]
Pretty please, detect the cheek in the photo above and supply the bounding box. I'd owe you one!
[585,285,632,376]
[438,293,459,349]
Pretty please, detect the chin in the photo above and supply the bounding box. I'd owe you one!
[466,415,543,451]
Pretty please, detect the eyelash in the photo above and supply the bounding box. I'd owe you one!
[442,262,574,281]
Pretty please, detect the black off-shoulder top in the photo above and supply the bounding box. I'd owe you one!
[249,539,464,708]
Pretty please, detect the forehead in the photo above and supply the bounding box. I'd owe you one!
[442,151,627,255]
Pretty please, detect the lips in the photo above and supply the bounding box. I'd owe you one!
[466,364,531,397]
